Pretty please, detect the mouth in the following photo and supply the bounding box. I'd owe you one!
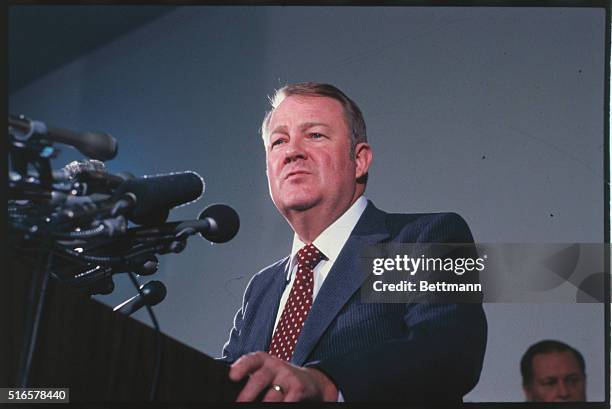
[285,170,311,180]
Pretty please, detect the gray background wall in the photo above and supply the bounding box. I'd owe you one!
[9,6,606,402]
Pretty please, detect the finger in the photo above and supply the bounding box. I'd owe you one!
[262,385,285,402]
[283,388,303,402]
[229,352,265,381]
[283,374,310,402]
[235,367,275,402]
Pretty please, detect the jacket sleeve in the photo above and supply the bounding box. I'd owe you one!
[218,274,257,363]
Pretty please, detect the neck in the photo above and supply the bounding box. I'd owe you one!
[285,192,362,243]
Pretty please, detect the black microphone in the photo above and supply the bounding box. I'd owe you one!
[197,203,240,243]
[112,171,204,226]
[127,204,240,243]
[53,159,106,181]
[9,115,118,161]
[53,160,134,197]
[75,170,135,195]
[113,280,167,316]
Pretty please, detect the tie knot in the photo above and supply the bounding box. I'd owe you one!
[296,243,324,268]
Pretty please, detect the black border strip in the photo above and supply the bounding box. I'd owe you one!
[5,0,612,7]
[603,2,611,406]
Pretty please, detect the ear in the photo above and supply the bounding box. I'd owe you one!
[354,142,373,180]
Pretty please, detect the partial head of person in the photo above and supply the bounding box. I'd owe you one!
[521,340,586,402]
[260,82,372,241]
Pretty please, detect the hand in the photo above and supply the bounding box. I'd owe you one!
[229,351,338,402]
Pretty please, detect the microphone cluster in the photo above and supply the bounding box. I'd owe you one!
[8,115,240,305]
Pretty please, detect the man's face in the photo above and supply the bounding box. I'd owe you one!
[524,351,586,402]
[265,95,368,218]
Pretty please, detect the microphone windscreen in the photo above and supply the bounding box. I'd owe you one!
[115,171,204,226]
[198,204,240,243]
[48,127,118,161]
[140,280,167,306]
[81,131,118,161]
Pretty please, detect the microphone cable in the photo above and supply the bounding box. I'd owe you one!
[126,272,162,402]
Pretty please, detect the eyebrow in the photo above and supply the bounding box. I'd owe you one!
[301,122,331,130]
[269,122,331,135]
[539,372,583,382]
[270,125,288,136]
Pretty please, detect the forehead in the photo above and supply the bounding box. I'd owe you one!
[268,95,347,130]
[532,351,582,377]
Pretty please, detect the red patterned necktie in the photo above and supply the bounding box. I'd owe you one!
[268,243,324,361]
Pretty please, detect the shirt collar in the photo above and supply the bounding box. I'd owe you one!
[286,195,368,281]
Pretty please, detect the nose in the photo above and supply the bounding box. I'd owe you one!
[555,381,570,400]
[283,137,307,164]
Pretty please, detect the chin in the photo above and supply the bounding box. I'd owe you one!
[277,195,320,213]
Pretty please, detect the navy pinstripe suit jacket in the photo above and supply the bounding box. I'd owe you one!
[220,201,487,402]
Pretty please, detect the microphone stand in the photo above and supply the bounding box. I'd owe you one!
[125,273,163,402]
[17,250,53,387]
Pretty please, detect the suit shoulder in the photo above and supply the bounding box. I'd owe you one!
[385,211,474,243]
[246,256,290,287]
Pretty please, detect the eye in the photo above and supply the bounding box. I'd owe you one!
[309,132,325,139]
[270,138,286,148]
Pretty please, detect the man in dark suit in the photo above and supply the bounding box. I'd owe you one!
[221,82,487,402]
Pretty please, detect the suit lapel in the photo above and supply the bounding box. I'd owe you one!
[247,259,290,353]
[291,202,390,365]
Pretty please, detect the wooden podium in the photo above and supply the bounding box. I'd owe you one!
[1,256,243,402]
